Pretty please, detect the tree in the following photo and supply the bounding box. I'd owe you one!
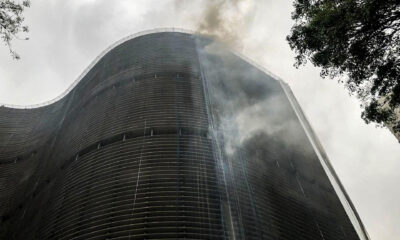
[287,0,400,137]
[0,0,30,59]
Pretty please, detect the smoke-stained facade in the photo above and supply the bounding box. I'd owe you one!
[0,30,369,239]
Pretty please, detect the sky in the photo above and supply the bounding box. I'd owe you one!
[0,0,399,239]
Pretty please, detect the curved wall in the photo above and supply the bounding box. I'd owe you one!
[1,32,225,239]
[0,31,367,240]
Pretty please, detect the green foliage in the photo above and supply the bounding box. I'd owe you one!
[287,0,400,135]
[0,0,30,59]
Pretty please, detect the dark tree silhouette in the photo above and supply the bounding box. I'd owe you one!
[0,0,30,59]
[287,0,400,136]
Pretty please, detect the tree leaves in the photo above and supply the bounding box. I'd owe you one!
[287,0,400,138]
[0,0,30,59]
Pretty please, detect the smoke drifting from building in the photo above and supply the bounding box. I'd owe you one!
[175,0,255,48]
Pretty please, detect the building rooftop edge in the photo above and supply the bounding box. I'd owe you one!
[0,27,284,109]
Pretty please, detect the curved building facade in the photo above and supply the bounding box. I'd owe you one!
[0,30,368,239]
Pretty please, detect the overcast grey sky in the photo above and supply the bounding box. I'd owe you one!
[0,1,399,239]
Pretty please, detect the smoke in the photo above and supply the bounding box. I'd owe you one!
[196,39,293,153]
[175,0,255,48]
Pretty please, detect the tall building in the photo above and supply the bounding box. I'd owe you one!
[0,29,369,240]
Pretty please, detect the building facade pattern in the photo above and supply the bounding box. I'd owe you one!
[0,31,368,240]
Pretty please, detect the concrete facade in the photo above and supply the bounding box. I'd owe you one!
[0,31,368,239]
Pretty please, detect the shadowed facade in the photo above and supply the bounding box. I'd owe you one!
[0,31,368,239]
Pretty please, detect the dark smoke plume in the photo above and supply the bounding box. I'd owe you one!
[175,0,255,48]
